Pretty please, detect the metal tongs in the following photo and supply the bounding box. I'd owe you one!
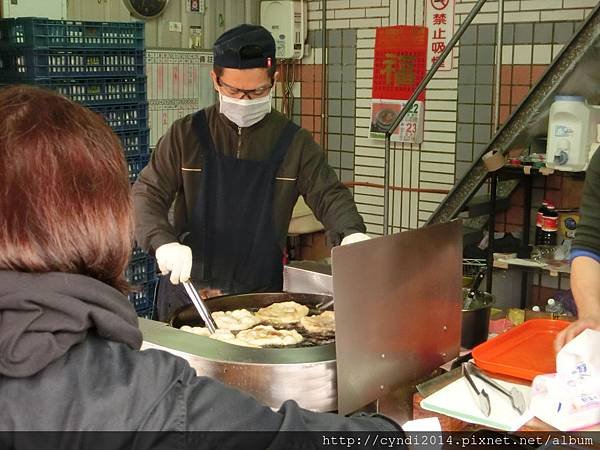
[463,267,486,310]
[182,280,218,333]
[462,363,491,416]
[465,362,527,415]
[316,297,334,311]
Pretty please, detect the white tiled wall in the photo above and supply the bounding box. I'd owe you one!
[455,0,594,23]
[305,0,595,234]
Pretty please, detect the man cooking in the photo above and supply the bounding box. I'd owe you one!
[133,24,369,321]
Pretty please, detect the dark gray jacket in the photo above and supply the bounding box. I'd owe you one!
[573,149,600,257]
[132,105,366,254]
[1,334,398,433]
[0,271,400,443]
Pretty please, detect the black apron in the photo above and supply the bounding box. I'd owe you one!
[154,110,299,322]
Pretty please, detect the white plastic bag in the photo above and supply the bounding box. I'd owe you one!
[530,329,600,430]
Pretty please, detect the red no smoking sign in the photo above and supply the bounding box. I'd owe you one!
[431,0,449,10]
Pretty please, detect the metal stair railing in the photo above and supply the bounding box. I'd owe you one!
[426,3,600,226]
[382,0,490,235]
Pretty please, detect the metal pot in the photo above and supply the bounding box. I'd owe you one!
[461,290,495,349]
[169,292,337,411]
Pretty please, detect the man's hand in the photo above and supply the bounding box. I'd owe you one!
[155,242,193,285]
[340,232,371,246]
[554,315,600,352]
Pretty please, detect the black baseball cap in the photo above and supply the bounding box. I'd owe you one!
[213,24,276,69]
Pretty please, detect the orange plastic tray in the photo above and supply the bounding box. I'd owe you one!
[472,319,569,381]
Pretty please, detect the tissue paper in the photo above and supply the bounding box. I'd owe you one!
[530,329,600,431]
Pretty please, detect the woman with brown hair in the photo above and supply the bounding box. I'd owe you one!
[0,85,400,439]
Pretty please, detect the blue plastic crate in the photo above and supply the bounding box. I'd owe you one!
[118,128,150,157]
[0,77,147,106]
[136,308,154,319]
[131,245,147,260]
[127,151,150,183]
[0,48,145,79]
[90,102,148,133]
[128,280,157,317]
[0,18,144,50]
[0,76,147,105]
[126,255,156,285]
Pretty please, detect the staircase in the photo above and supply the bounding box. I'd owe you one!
[426,4,600,226]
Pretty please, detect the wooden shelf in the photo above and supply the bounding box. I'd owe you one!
[493,254,570,276]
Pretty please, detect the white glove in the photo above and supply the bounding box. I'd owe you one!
[155,242,193,284]
[340,232,371,246]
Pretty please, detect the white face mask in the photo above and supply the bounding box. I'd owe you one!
[219,92,272,128]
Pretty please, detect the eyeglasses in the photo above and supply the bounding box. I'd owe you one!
[217,77,273,99]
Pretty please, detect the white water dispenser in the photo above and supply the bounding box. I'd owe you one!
[546,95,600,172]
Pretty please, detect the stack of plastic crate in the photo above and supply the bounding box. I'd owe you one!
[125,246,158,318]
[0,17,157,317]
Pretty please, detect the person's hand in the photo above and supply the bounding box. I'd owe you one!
[155,242,192,285]
[554,315,600,352]
[341,232,371,246]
